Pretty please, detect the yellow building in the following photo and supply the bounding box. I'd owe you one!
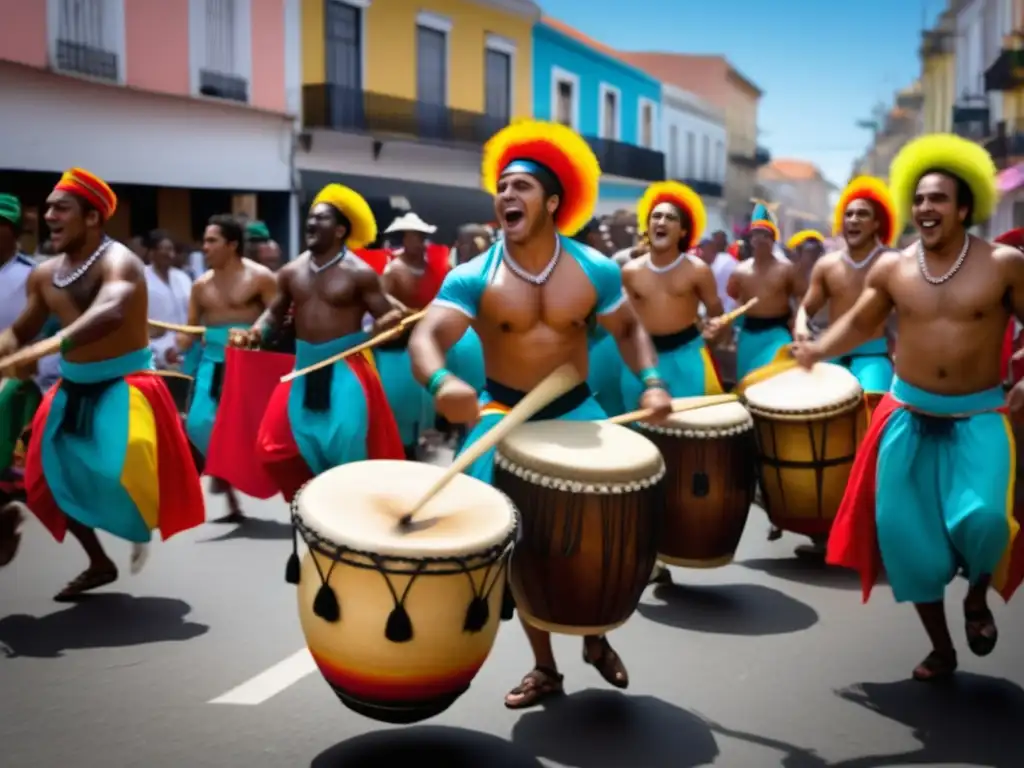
[920,10,955,135]
[297,0,541,242]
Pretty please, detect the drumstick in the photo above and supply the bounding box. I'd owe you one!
[734,354,799,396]
[718,298,758,327]
[281,309,428,383]
[0,334,62,373]
[399,363,583,527]
[606,393,739,425]
[148,319,206,335]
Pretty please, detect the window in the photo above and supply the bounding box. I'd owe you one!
[51,0,124,82]
[416,13,450,139]
[192,0,251,102]
[551,68,579,129]
[484,35,515,133]
[599,84,621,140]
[686,131,695,178]
[638,99,655,149]
[669,125,679,178]
[702,135,710,180]
[324,0,364,129]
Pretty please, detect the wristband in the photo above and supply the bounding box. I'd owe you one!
[639,367,662,386]
[643,378,667,392]
[59,335,75,354]
[427,368,452,396]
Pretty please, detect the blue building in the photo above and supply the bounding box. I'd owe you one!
[533,17,665,219]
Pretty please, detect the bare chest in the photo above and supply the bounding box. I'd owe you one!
[291,267,360,307]
[824,262,869,301]
[478,263,596,332]
[628,263,694,302]
[891,260,1008,321]
[43,270,103,318]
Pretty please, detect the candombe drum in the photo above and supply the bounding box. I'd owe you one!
[742,363,864,539]
[635,399,757,568]
[290,460,518,724]
[495,420,664,635]
[150,370,194,416]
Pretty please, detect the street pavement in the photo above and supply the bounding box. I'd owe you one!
[3,449,1024,767]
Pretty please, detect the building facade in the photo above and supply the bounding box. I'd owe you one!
[661,83,728,235]
[757,160,836,241]
[297,0,539,242]
[0,0,300,254]
[851,83,924,190]
[532,17,664,218]
[921,8,956,135]
[620,53,767,235]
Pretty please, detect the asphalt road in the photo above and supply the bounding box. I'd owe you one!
[3,450,1024,767]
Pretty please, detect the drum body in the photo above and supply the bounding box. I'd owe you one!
[495,421,664,636]
[292,460,517,724]
[151,370,194,415]
[744,363,864,537]
[636,401,756,567]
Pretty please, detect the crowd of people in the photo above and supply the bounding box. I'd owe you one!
[1,118,1024,717]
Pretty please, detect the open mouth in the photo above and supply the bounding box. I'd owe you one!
[918,219,940,232]
[652,227,668,238]
[504,210,524,226]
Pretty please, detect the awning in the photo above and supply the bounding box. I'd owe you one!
[299,171,494,246]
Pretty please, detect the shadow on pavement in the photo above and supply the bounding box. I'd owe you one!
[199,517,294,542]
[738,556,870,590]
[831,672,1024,768]
[637,582,818,636]
[511,689,718,768]
[311,725,543,767]
[0,593,208,658]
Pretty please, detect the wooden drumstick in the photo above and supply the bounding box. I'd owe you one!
[734,353,799,396]
[0,334,62,373]
[718,297,759,327]
[606,393,739,425]
[148,319,206,335]
[399,363,583,527]
[281,309,428,383]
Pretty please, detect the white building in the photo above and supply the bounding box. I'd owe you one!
[660,83,728,236]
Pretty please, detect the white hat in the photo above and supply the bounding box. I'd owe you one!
[384,212,437,235]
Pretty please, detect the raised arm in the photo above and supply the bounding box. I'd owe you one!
[794,258,830,340]
[58,247,143,351]
[0,268,52,356]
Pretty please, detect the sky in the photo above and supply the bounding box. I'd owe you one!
[536,0,947,187]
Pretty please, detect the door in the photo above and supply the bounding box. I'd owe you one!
[416,25,447,139]
[325,0,363,129]
[484,48,511,137]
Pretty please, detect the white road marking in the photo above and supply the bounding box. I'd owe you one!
[209,649,316,705]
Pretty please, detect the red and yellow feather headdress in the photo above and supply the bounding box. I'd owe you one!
[994,228,1024,250]
[54,167,117,221]
[636,181,707,252]
[786,230,824,250]
[482,120,600,237]
[833,176,898,247]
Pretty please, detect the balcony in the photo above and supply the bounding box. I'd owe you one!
[302,84,510,147]
[984,48,1024,92]
[200,69,248,104]
[951,104,991,142]
[55,38,117,82]
[919,28,953,60]
[730,145,771,168]
[984,122,1024,168]
[586,137,664,182]
[677,178,724,198]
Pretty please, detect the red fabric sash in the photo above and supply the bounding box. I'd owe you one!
[25,374,204,542]
[1002,321,1014,382]
[205,347,296,499]
[351,248,389,275]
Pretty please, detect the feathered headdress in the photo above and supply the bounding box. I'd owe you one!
[749,202,779,241]
[889,133,998,228]
[482,120,601,237]
[311,183,378,248]
[636,181,707,252]
[833,176,899,246]
[786,230,824,250]
[994,228,1024,250]
[54,167,117,221]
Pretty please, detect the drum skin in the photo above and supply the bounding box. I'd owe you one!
[638,423,757,568]
[494,421,664,636]
[297,546,510,724]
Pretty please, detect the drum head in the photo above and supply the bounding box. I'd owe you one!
[496,420,664,484]
[642,400,752,436]
[743,363,862,414]
[295,460,516,558]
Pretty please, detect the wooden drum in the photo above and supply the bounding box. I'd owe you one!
[635,400,757,568]
[495,420,664,635]
[150,370,194,415]
[291,460,518,724]
[743,363,864,537]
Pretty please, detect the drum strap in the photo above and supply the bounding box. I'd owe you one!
[485,378,592,420]
[743,314,790,332]
[650,325,699,352]
[58,378,119,438]
[375,328,411,351]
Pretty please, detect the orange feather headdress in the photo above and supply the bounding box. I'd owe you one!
[833,176,898,247]
[786,230,824,250]
[636,181,707,252]
[54,167,117,221]
[482,120,601,237]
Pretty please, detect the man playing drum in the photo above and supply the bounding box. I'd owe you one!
[710,205,804,381]
[0,169,204,598]
[408,120,671,708]
[234,184,406,502]
[790,178,898,557]
[794,134,1024,682]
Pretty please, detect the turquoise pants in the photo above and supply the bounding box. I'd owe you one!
[736,318,792,381]
[833,337,893,394]
[621,326,723,405]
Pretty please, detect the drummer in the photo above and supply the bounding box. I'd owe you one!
[0,168,204,597]
[409,119,671,709]
[795,134,1024,682]
[711,205,804,381]
[178,215,277,522]
[235,184,406,502]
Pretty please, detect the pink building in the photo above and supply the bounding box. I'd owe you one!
[0,0,301,253]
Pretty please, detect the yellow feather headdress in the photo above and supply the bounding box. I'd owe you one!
[786,230,825,250]
[889,134,998,228]
[311,183,378,248]
[833,176,899,246]
[636,181,707,252]
[482,120,601,237]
